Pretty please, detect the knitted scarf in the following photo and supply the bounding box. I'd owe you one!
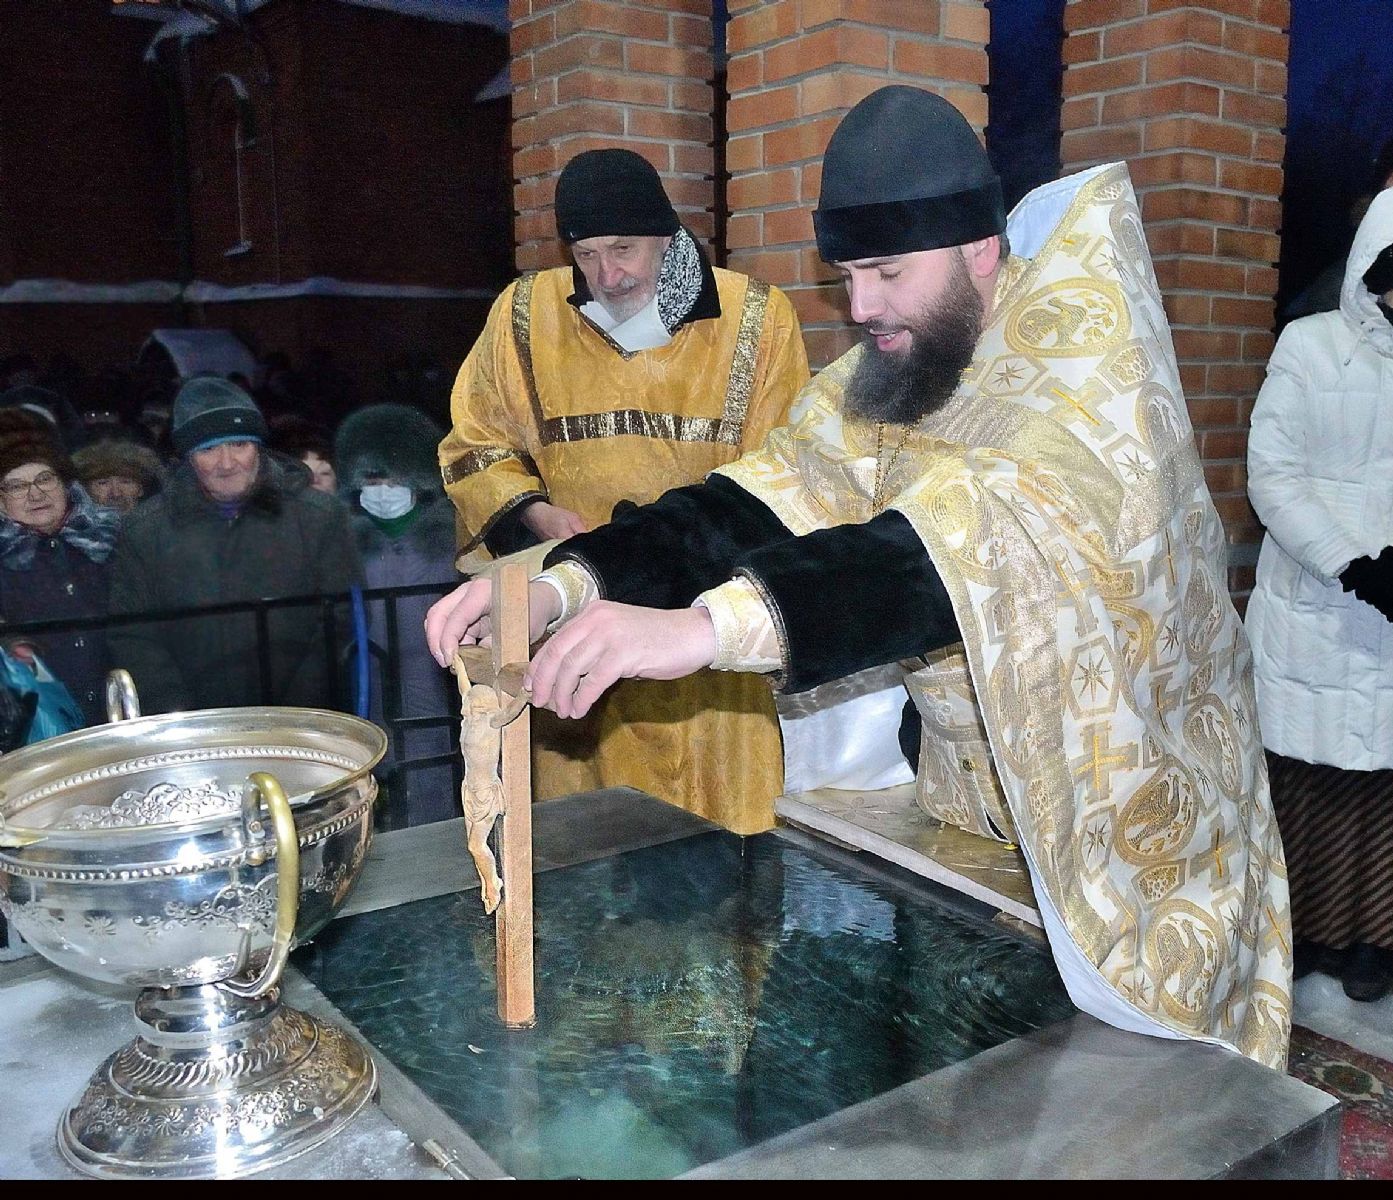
[656,226,704,334]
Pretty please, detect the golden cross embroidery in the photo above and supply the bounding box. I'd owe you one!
[1072,724,1138,802]
[1266,904,1290,959]
[1050,385,1101,427]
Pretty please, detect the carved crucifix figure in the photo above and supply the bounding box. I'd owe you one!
[444,562,537,1028]
[452,649,528,914]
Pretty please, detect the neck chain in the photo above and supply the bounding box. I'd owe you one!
[872,422,910,514]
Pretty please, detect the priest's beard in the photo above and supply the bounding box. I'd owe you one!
[844,253,985,426]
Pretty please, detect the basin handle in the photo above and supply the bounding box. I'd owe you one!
[104,669,141,723]
[221,771,300,1000]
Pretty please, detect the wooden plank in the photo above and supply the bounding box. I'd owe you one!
[493,562,535,1027]
[451,646,528,697]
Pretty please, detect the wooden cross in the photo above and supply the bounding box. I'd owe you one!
[448,561,535,1028]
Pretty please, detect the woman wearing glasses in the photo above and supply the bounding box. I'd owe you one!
[0,410,119,726]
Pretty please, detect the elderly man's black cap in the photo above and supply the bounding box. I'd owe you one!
[813,86,1005,263]
[554,149,680,244]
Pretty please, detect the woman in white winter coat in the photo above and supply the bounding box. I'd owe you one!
[1246,188,1393,1002]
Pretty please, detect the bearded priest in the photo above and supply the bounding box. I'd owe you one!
[427,87,1293,1068]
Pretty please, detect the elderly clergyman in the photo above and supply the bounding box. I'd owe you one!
[428,87,1292,1066]
[437,148,810,834]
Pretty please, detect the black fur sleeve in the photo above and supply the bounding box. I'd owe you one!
[544,474,791,608]
[735,509,959,694]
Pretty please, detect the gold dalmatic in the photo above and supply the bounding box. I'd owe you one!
[440,267,809,833]
[718,164,1293,1068]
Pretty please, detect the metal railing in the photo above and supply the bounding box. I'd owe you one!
[1,580,464,828]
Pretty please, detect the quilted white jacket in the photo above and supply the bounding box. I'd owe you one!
[1246,189,1393,768]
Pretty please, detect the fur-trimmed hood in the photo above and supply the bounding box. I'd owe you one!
[0,482,120,570]
[335,404,445,494]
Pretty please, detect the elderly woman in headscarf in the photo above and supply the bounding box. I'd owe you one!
[0,411,118,726]
[336,403,458,824]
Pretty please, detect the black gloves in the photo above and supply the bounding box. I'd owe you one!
[1340,545,1393,621]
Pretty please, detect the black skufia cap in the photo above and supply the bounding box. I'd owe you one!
[813,86,1006,263]
[554,149,680,244]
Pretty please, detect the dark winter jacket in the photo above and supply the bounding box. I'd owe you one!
[335,402,458,822]
[353,497,459,823]
[0,484,119,724]
[108,452,362,714]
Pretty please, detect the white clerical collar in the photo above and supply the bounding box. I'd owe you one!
[579,295,673,352]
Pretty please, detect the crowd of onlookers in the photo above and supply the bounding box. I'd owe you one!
[0,347,461,822]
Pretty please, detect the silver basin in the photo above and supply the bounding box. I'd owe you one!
[0,687,390,1179]
[0,705,384,988]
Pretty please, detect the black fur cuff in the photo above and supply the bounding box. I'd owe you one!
[735,510,959,694]
[544,474,790,609]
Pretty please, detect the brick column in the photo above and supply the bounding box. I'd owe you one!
[1060,0,1289,597]
[724,1,990,367]
[509,0,715,271]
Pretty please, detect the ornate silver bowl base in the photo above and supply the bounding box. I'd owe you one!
[59,982,377,1179]
[0,680,389,1179]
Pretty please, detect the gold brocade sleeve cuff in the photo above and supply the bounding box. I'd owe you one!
[693,577,784,673]
[534,560,599,632]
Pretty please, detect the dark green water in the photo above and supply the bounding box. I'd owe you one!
[296,830,1074,1179]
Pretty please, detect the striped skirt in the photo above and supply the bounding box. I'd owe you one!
[1268,752,1393,951]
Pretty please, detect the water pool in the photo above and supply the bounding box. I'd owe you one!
[295,829,1074,1178]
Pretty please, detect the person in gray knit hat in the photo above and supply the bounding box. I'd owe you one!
[169,375,270,458]
[108,375,360,714]
[337,403,458,825]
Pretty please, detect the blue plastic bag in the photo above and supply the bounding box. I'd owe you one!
[0,646,86,745]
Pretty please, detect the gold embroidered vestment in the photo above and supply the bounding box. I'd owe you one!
[440,266,809,832]
[718,165,1293,1067]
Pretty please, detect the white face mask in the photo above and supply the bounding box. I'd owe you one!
[360,483,415,520]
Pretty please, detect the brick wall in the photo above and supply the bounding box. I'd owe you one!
[0,0,178,286]
[1060,0,1289,601]
[183,0,512,290]
[723,0,990,367]
[510,0,715,271]
[0,0,512,397]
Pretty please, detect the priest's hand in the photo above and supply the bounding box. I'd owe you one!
[525,603,718,720]
[424,577,561,666]
[522,501,588,541]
